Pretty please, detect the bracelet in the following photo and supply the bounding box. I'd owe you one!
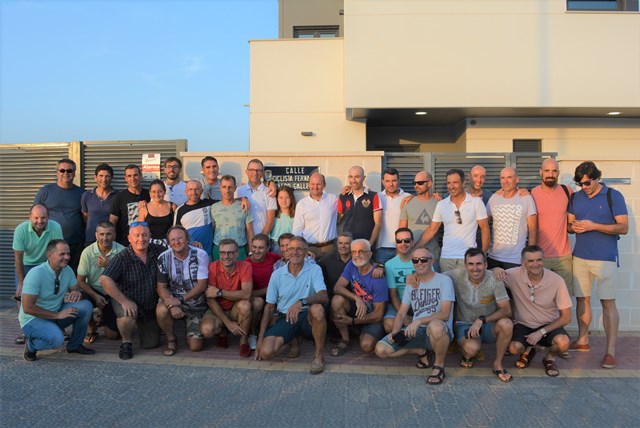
[167,304,174,310]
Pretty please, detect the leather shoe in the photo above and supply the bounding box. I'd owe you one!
[67,344,95,355]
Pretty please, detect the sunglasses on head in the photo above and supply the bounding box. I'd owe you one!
[130,221,148,227]
[395,238,412,244]
[575,180,593,187]
[58,169,75,174]
[412,257,433,264]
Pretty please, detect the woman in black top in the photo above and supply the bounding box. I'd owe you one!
[138,179,176,247]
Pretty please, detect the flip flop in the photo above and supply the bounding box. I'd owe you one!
[492,369,513,383]
[460,355,475,368]
[84,332,98,344]
[542,358,559,377]
[330,340,349,357]
[163,339,177,357]
[416,350,435,369]
[515,348,536,369]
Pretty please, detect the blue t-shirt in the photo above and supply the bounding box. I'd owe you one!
[340,261,388,303]
[569,184,627,262]
[402,272,455,334]
[384,255,414,303]
[81,188,118,245]
[34,183,85,245]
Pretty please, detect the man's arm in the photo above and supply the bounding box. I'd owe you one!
[261,210,276,235]
[525,307,572,346]
[412,221,441,250]
[207,279,253,302]
[527,214,538,246]
[14,251,25,298]
[109,214,119,227]
[571,215,628,235]
[390,303,411,334]
[22,293,77,320]
[369,209,382,246]
[478,218,490,252]
[398,219,408,229]
[353,301,385,324]
[77,274,107,307]
[99,274,137,318]
[466,299,511,338]
[389,288,402,312]
[246,222,254,253]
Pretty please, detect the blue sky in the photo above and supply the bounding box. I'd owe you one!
[0,0,277,152]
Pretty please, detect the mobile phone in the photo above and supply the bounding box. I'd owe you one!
[392,331,410,346]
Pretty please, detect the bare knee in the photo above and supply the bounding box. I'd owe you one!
[427,320,446,338]
[331,295,346,313]
[309,304,325,322]
[383,318,394,334]
[375,342,391,358]
[553,334,570,352]
[495,318,513,335]
[360,335,376,353]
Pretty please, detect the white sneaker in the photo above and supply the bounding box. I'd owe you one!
[248,335,257,350]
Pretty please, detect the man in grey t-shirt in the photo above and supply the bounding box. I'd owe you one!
[444,248,513,382]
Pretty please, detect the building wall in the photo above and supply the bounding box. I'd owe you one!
[344,0,640,109]
[249,39,366,152]
[279,0,344,38]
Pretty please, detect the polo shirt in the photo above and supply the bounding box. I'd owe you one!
[81,187,118,245]
[292,193,339,244]
[164,180,188,206]
[444,268,509,323]
[338,189,382,241]
[377,188,408,248]
[433,193,487,259]
[503,266,572,329]
[34,183,85,245]
[77,241,126,294]
[210,200,253,246]
[12,220,63,265]
[569,184,627,262]
[266,261,327,314]
[531,184,572,258]
[19,263,76,328]
[207,260,253,311]
[236,182,277,235]
[245,252,281,291]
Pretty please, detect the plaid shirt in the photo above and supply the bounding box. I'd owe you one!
[102,244,164,320]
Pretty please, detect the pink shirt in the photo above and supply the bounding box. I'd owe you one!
[531,184,572,258]
[504,266,572,329]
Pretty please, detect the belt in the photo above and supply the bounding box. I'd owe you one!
[309,239,336,248]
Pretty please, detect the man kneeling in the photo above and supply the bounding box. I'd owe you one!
[375,248,454,386]
[256,237,328,374]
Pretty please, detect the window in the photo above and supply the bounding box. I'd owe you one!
[513,139,542,153]
[567,0,639,11]
[293,26,339,39]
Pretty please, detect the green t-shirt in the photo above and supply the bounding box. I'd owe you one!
[210,200,253,246]
[77,241,126,294]
[12,220,64,265]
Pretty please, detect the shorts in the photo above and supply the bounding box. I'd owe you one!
[111,299,160,349]
[572,257,617,300]
[487,257,520,270]
[545,255,573,294]
[455,321,497,344]
[439,258,465,272]
[83,291,118,333]
[384,305,413,320]
[378,326,429,353]
[264,310,314,345]
[347,300,385,340]
[182,306,207,339]
[512,323,568,349]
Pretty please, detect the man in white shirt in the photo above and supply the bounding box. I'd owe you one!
[163,157,187,206]
[376,168,411,264]
[292,172,339,259]
[236,159,277,236]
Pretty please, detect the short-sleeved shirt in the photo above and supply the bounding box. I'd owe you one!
[81,188,118,245]
[503,266,573,328]
[157,246,209,311]
[236,183,277,235]
[569,184,628,262]
[270,214,293,244]
[531,184,572,258]
[12,220,63,265]
[109,189,151,245]
[19,263,76,328]
[433,193,488,259]
[486,193,537,264]
[317,253,349,296]
[338,189,382,241]
[175,199,215,256]
[245,252,281,291]
[199,178,221,201]
[402,273,455,333]
[101,244,164,320]
[77,242,126,294]
[34,183,85,245]
[444,268,509,322]
[207,260,253,311]
[384,255,415,304]
[210,200,253,246]
[399,196,440,258]
[377,189,408,248]
[164,180,187,206]
[340,261,388,303]
[266,262,327,313]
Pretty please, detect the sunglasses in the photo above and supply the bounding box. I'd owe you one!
[454,210,462,224]
[575,180,593,187]
[412,257,433,264]
[58,169,75,174]
[54,276,60,295]
[528,285,535,303]
[130,221,148,227]
[413,180,430,186]
[395,238,412,244]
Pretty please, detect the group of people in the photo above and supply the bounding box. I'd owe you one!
[13,156,628,383]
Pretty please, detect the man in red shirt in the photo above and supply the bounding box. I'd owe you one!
[204,239,253,357]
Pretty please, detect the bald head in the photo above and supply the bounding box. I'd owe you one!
[413,170,432,195]
[348,166,365,191]
[469,165,487,191]
[186,179,203,203]
[540,158,560,188]
[29,204,49,233]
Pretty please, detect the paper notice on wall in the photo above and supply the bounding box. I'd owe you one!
[142,153,161,180]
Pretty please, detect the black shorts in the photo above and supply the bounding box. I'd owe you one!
[512,323,568,348]
[83,292,118,333]
[264,310,313,345]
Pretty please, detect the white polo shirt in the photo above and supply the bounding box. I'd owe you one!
[292,192,338,244]
[236,182,277,234]
[377,188,407,248]
[433,193,487,259]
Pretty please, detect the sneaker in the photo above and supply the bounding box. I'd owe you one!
[248,335,257,350]
[23,344,37,362]
[239,343,251,358]
[119,342,133,360]
[67,345,95,355]
[601,353,617,369]
[568,342,591,352]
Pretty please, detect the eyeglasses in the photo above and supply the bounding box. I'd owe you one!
[247,168,263,173]
[351,250,371,256]
[219,250,238,256]
[395,238,412,244]
[528,285,535,303]
[165,165,180,170]
[412,257,433,264]
[58,169,75,174]
[54,276,60,295]
[413,180,430,186]
[454,210,462,224]
[575,180,593,187]
[130,221,148,227]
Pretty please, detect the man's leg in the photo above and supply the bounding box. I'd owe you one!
[601,299,619,357]
[541,330,570,377]
[360,322,385,353]
[250,297,264,334]
[493,318,513,372]
[375,328,429,360]
[156,302,176,354]
[231,300,252,346]
[572,257,593,347]
[308,304,326,362]
[330,295,351,344]
[22,318,66,354]
[200,310,223,339]
[426,320,450,385]
[575,296,592,345]
[57,300,93,351]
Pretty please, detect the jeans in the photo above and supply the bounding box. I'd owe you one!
[375,247,397,265]
[22,300,93,352]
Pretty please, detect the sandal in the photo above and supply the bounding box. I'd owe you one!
[460,355,475,368]
[542,358,559,377]
[416,350,435,369]
[426,365,446,385]
[84,331,98,344]
[329,339,349,357]
[492,368,513,383]
[515,348,536,369]
[163,339,177,357]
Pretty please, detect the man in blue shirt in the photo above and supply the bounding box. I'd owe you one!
[568,161,628,369]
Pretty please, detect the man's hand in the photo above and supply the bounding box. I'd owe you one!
[286,301,302,324]
[255,337,264,360]
[205,286,220,299]
[354,297,367,319]
[267,182,277,198]
[191,241,203,249]
[66,290,82,302]
[404,320,419,338]
[466,320,483,339]
[225,320,246,336]
[169,305,185,319]
[120,299,138,318]
[94,294,108,309]
[57,306,79,320]
[372,266,384,279]
[525,330,544,346]
[97,254,110,268]
[433,193,442,201]
[492,267,506,281]
[332,313,353,327]
[15,283,23,300]
[571,220,595,234]
[406,272,420,289]
[340,185,350,196]
[400,195,414,209]
[239,197,251,213]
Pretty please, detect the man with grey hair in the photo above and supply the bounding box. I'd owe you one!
[330,239,388,356]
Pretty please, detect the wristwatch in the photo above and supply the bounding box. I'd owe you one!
[479,315,486,325]
[539,328,548,337]
[216,290,223,298]
[300,298,309,306]
[178,295,185,304]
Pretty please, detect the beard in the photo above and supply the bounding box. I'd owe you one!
[542,177,557,187]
